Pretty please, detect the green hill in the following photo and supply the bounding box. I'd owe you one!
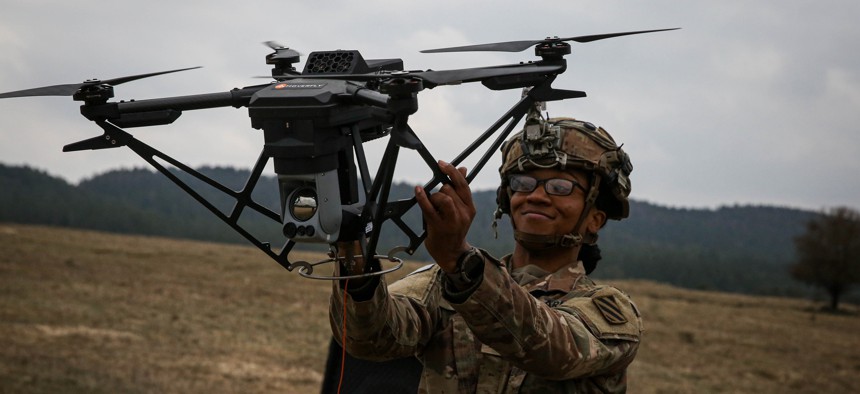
[0,162,833,299]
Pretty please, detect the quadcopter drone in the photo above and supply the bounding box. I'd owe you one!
[0,28,677,279]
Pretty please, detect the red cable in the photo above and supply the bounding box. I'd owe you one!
[337,279,349,394]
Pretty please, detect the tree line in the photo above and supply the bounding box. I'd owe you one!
[2,162,855,303]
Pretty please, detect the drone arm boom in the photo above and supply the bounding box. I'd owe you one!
[84,119,300,271]
[79,85,268,128]
[345,83,390,108]
[114,85,265,114]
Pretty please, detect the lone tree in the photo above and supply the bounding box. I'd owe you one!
[791,206,860,310]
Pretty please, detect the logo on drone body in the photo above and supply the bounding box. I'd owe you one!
[274,83,327,89]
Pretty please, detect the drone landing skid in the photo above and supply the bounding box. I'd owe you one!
[66,120,309,271]
[297,253,404,281]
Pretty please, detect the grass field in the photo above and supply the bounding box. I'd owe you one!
[1,224,858,393]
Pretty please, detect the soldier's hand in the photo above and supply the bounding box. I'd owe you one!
[414,161,476,273]
[333,240,365,276]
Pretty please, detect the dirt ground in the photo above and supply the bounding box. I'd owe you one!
[1,224,858,393]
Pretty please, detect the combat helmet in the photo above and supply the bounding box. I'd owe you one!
[495,110,632,249]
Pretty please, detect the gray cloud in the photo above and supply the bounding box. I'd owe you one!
[1,0,858,211]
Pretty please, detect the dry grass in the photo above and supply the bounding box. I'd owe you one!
[1,223,858,393]
[619,280,860,393]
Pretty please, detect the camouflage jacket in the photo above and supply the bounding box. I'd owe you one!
[329,249,642,393]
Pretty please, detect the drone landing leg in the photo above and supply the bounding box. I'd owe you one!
[84,120,301,271]
[363,137,401,262]
[347,124,380,272]
[392,123,452,188]
[452,94,534,182]
[63,125,133,152]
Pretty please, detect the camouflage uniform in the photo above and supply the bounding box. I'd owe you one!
[329,249,642,393]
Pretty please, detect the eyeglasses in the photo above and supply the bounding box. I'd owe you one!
[508,174,586,196]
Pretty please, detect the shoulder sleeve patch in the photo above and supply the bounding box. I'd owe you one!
[592,295,627,325]
[559,286,641,341]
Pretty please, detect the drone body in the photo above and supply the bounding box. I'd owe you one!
[0,28,677,279]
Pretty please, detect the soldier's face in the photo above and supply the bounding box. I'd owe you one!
[509,168,603,237]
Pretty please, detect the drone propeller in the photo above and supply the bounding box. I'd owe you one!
[0,67,201,99]
[264,41,302,53]
[421,28,680,53]
[265,63,564,88]
[411,64,563,86]
[264,41,284,50]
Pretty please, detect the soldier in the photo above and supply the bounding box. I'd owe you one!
[329,113,642,393]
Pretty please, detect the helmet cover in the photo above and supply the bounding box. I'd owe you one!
[497,116,632,220]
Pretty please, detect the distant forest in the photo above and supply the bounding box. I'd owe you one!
[3,162,851,302]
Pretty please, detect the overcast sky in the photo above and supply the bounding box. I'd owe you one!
[1,0,858,212]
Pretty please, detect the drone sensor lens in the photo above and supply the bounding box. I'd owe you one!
[289,188,318,221]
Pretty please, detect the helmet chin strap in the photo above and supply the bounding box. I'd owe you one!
[514,230,584,250]
[513,173,602,251]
